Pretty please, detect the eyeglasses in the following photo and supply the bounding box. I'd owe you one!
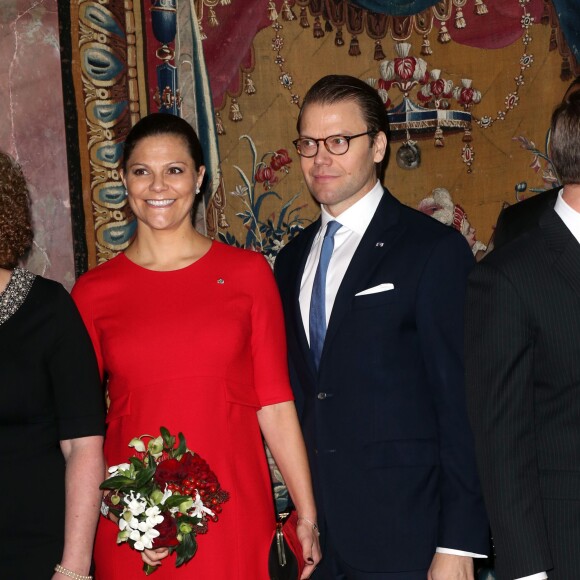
[292,131,374,158]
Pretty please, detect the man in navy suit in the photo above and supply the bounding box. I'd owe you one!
[274,75,489,579]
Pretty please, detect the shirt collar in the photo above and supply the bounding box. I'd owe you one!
[319,181,384,236]
[555,188,580,243]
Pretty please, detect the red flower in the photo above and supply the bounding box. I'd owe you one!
[394,57,416,81]
[180,453,206,477]
[377,78,391,92]
[153,512,180,548]
[430,79,445,97]
[255,166,278,188]
[270,149,292,171]
[255,165,276,183]
[458,88,475,106]
[154,458,187,487]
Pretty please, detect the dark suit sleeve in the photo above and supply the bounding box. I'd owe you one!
[465,261,553,578]
[493,207,511,251]
[416,233,489,553]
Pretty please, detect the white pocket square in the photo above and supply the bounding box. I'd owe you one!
[355,283,394,296]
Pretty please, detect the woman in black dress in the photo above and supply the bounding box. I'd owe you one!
[0,150,106,579]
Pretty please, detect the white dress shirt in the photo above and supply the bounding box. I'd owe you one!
[555,187,580,241]
[299,181,384,335]
[515,192,580,580]
[299,181,486,560]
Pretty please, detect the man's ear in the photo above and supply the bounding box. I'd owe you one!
[373,131,388,164]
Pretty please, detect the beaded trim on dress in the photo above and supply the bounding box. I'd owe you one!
[0,267,36,326]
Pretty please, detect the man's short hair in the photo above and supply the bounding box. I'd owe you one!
[550,91,580,185]
[297,75,389,137]
[297,75,390,177]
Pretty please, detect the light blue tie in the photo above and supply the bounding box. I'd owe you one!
[309,220,342,368]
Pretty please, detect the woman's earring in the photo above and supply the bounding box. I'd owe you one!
[123,188,128,198]
[195,187,201,195]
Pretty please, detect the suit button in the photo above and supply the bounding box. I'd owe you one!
[317,392,327,400]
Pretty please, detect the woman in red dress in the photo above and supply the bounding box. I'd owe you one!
[72,114,321,579]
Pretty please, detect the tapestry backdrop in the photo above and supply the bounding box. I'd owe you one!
[2,1,578,283]
[56,0,578,275]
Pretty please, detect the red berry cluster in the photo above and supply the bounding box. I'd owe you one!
[162,453,229,523]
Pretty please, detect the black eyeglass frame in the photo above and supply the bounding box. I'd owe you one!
[292,130,375,158]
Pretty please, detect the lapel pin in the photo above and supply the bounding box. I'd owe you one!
[375,242,384,247]
[217,278,224,284]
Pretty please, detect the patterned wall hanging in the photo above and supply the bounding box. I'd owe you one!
[63,1,147,272]
[271,0,561,173]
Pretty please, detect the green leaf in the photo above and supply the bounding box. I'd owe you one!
[160,426,175,449]
[143,563,158,575]
[254,190,281,218]
[239,134,258,180]
[163,494,191,509]
[132,465,157,488]
[176,514,201,526]
[99,475,136,490]
[129,456,145,469]
[175,432,187,457]
[277,193,301,230]
[175,532,197,567]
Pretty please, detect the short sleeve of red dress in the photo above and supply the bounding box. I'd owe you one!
[245,249,294,407]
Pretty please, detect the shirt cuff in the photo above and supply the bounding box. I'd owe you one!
[514,574,548,580]
[436,547,488,558]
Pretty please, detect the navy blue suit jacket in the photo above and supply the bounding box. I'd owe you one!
[274,190,489,572]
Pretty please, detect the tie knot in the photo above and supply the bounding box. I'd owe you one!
[324,220,342,239]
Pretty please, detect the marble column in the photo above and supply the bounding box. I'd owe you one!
[0,0,75,289]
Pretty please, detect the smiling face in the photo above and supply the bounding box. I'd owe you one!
[298,100,387,217]
[121,134,205,234]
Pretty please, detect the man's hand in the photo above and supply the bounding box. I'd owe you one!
[428,553,474,580]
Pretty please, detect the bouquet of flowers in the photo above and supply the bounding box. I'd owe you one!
[100,427,229,575]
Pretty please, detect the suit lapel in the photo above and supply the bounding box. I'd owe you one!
[541,207,580,298]
[321,191,404,366]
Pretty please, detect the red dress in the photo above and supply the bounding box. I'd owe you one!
[72,242,294,579]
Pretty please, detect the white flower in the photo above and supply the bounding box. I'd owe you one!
[118,510,140,532]
[189,491,215,519]
[134,527,160,551]
[128,519,161,551]
[144,506,164,528]
[264,254,276,269]
[108,463,131,474]
[272,239,285,252]
[160,486,173,505]
[230,184,248,198]
[124,491,147,516]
